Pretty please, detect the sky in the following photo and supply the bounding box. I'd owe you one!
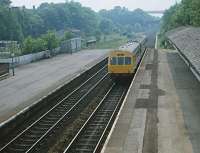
[11,0,181,11]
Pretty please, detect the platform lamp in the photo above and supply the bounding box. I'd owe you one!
[11,53,15,76]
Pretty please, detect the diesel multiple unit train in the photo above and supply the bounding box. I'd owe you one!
[108,37,147,78]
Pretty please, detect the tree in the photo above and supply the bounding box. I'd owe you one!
[62,31,73,41]
[0,0,11,6]
[95,30,101,42]
[99,6,159,34]
[42,31,59,50]
[99,18,114,34]
[22,36,47,54]
[0,0,160,54]
[161,0,200,33]
[23,36,34,54]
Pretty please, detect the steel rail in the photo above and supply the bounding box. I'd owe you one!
[63,83,127,153]
[0,65,108,153]
[63,48,148,153]
[26,73,109,153]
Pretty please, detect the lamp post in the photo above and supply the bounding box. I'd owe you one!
[11,53,15,76]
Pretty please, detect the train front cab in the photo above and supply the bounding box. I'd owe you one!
[108,51,136,80]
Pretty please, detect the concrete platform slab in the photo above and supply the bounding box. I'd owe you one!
[102,49,200,153]
[0,49,109,124]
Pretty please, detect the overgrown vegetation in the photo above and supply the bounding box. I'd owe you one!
[0,0,160,54]
[96,34,128,49]
[160,0,200,47]
[22,31,59,54]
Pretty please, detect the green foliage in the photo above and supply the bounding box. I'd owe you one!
[23,36,47,54]
[99,18,114,34]
[0,1,159,54]
[42,31,59,50]
[0,1,99,42]
[96,34,128,49]
[95,30,101,42]
[161,0,200,33]
[160,0,200,47]
[62,31,73,41]
[22,31,59,54]
[0,6,23,41]
[99,7,160,35]
[0,0,11,6]
[37,2,98,36]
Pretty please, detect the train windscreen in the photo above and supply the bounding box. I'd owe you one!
[110,57,117,65]
[110,56,131,65]
[118,57,124,65]
[125,57,131,65]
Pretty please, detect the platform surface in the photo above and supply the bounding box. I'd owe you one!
[0,49,109,124]
[102,49,200,153]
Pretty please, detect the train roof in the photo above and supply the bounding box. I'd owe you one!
[115,36,146,53]
[118,41,140,52]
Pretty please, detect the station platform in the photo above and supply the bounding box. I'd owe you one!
[0,49,109,124]
[102,49,200,153]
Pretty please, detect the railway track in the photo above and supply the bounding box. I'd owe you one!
[63,82,129,153]
[0,66,109,153]
[62,48,147,153]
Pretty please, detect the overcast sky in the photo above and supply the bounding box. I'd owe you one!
[11,0,181,11]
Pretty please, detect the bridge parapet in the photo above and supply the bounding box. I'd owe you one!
[146,10,165,14]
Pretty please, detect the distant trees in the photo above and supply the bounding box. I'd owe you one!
[99,7,160,34]
[99,18,114,34]
[37,2,98,36]
[0,4,24,41]
[0,1,160,55]
[0,1,99,42]
[0,0,11,6]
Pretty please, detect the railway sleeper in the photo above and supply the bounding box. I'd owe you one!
[94,116,109,120]
[9,147,29,152]
[45,116,60,120]
[13,143,31,148]
[88,122,106,126]
[23,133,42,139]
[38,122,53,127]
[82,133,102,138]
[76,143,95,147]
[73,148,93,152]
[95,114,110,118]
[79,138,98,143]
[40,120,55,124]
[84,130,101,134]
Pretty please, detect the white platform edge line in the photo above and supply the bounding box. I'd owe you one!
[101,49,148,153]
[155,33,158,49]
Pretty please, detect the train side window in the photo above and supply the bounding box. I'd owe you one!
[118,57,124,65]
[125,57,131,65]
[111,57,117,65]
